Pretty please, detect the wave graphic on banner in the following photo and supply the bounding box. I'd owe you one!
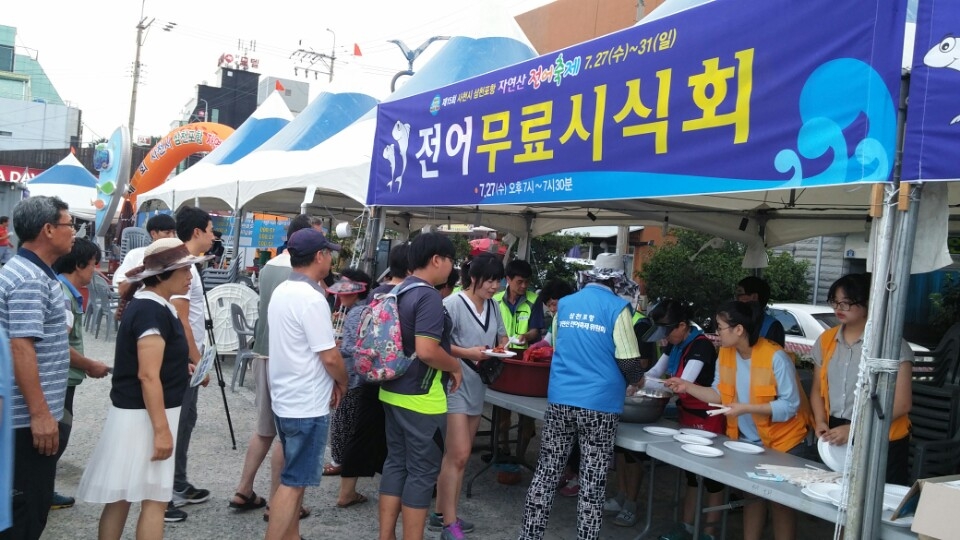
[775,58,895,185]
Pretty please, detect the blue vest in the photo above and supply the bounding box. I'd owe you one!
[760,313,775,338]
[547,284,629,414]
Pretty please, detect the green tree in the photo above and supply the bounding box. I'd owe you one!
[764,251,811,302]
[640,229,815,322]
[930,273,960,335]
[529,233,585,288]
[640,229,745,323]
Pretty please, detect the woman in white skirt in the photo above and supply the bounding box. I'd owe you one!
[432,254,507,538]
[78,238,210,540]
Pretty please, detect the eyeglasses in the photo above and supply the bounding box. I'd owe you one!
[828,300,859,312]
[716,325,734,333]
[50,220,75,228]
[439,255,455,264]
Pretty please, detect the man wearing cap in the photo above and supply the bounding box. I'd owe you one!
[0,196,75,540]
[229,214,320,519]
[266,228,348,540]
[113,213,178,297]
[518,266,645,540]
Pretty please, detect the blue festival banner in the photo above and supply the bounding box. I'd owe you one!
[368,0,906,207]
[902,0,960,181]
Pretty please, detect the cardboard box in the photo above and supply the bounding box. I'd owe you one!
[908,474,960,539]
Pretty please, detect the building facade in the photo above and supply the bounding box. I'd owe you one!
[0,25,82,152]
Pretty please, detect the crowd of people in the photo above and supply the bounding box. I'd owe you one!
[0,196,917,540]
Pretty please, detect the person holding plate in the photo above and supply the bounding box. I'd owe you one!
[643,300,723,539]
[77,238,211,540]
[431,254,507,539]
[810,273,913,484]
[665,301,812,540]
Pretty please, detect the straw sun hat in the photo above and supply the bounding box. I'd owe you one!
[125,238,212,282]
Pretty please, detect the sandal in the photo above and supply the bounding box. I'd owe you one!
[263,505,311,522]
[336,493,368,508]
[228,491,267,511]
[322,463,342,476]
[614,507,638,527]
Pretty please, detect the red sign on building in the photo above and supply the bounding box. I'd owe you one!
[0,165,43,182]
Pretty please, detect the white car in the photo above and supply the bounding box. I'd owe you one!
[768,303,928,356]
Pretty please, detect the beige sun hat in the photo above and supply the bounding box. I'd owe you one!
[124,238,213,282]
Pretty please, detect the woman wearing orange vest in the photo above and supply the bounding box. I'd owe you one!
[666,301,812,540]
[810,273,913,484]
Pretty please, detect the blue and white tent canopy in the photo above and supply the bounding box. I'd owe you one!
[25,153,99,221]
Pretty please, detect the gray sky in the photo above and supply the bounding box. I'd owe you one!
[6,0,551,143]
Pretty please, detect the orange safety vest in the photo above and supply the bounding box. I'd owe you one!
[818,326,910,440]
[717,338,812,452]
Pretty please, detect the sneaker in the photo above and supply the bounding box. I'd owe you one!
[614,506,638,527]
[428,513,475,533]
[172,484,211,507]
[164,503,187,523]
[603,496,623,516]
[440,521,466,540]
[558,477,580,497]
[50,492,75,510]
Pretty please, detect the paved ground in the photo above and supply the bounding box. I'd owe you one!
[43,331,837,539]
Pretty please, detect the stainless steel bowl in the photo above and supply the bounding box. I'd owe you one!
[621,392,670,424]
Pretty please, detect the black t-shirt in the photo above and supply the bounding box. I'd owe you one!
[110,296,190,409]
[380,277,452,396]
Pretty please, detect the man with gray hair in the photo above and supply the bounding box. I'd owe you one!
[0,196,75,540]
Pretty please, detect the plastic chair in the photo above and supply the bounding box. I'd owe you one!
[912,322,960,387]
[120,227,152,260]
[88,274,118,340]
[909,382,960,481]
[201,250,243,291]
[229,303,257,392]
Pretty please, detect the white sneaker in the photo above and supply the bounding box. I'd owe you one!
[603,497,623,516]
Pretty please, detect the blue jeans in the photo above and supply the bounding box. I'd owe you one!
[274,414,329,487]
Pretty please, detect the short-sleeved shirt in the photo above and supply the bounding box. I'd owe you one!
[379,276,452,415]
[112,246,146,287]
[171,265,205,351]
[252,253,292,355]
[443,292,506,352]
[0,249,70,428]
[267,272,337,418]
[811,325,915,419]
[110,291,190,409]
[0,224,10,247]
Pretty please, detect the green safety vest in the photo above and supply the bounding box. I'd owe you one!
[494,290,539,349]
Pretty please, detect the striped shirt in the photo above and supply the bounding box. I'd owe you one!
[0,250,70,428]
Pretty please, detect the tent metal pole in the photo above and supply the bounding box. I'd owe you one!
[844,74,913,540]
[362,206,385,276]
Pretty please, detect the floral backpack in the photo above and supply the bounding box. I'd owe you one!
[353,282,433,383]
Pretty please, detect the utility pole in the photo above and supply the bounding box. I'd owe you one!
[289,28,337,82]
[128,1,153,137]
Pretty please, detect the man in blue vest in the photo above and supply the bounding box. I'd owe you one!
[735,276,786,347]
[491,260,543,460]
[518,266,645,540]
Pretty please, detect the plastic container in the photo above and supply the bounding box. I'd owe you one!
[489,357,551,397]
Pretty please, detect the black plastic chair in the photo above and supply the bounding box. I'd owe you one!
[909,382,960,481]
[912,322,960,387]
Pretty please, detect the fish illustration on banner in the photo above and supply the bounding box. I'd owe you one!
[94,126,131,238]
[902,0,960,181]
[368,0,907,207]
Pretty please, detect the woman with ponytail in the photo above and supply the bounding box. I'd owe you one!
[665,301,812,540]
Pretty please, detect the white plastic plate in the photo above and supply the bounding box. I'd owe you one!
[723,441,764,454]
[679,428,718,439]
[642,426,680,436]
[680,444,723,458]
[674,434,713,445]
